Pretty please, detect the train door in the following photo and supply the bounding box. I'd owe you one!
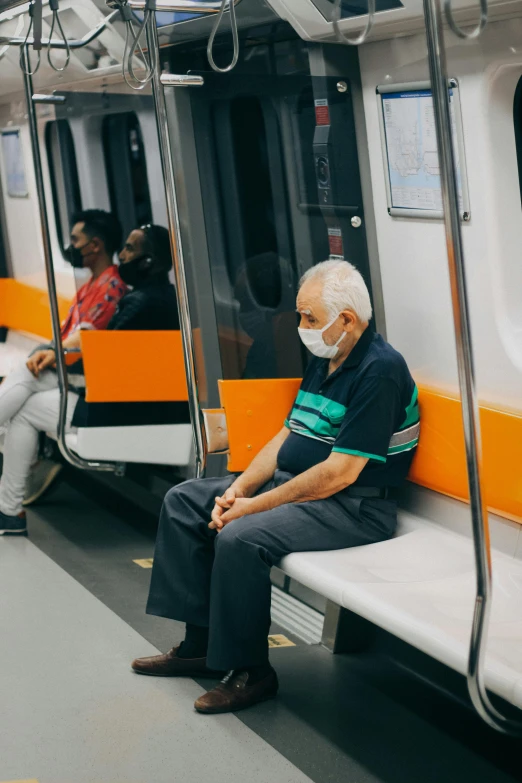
[163,36,379,622]
[165,37,378,393]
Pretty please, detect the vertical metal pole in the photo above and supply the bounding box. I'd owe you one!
[146,19,207,477]
[22,45,115,472]
[422,0,521,735]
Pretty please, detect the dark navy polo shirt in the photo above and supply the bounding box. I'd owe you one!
[277,328,420,487]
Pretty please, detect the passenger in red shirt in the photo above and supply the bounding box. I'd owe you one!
[28,210,127,376]
[0,210,126,528]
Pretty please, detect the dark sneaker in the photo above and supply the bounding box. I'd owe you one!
[194,667,279,714]
[131,645,224,678]
[0,510,27,535]
[23,459,63,507]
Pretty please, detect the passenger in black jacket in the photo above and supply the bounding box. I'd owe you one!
[71,223,187,430]
[110,224,180,331]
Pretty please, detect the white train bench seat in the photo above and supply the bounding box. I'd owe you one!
[214,377,522,711]
[0,281,192,466]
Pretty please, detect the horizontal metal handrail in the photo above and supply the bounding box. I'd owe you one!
[0,0,30,12]
[160,73,204,86]
[0,8,118,48]
[126,0,241,12]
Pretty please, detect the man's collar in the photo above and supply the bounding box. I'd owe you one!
[340,326,374,370]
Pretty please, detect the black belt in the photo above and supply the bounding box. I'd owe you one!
[346,486,389,499]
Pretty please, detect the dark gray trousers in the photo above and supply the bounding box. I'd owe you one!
[146,470,397,670]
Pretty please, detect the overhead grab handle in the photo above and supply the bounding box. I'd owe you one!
[207,0,239,73]
[111,0,157,91]
[422,0,521,736]
[444,0,488,39]
[19,2,41,75]
[47,0,70,72]
[331,0,376,46]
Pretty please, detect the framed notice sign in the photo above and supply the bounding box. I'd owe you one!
[1,128,28,198]
[376,80,470,220]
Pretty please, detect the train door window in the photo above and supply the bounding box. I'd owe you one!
[293,86,320,207]
[102,112,152,239]
[229,96,280,287]
[207,93,303,381]
[45,120,82,254]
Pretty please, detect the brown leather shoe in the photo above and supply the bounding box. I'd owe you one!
[194,668,279,714]
[131,646,223,678]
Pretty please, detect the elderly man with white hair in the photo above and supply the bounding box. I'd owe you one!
[132,260,420,714]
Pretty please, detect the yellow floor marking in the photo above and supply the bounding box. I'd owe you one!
[268,634,296,648]
[133,558,154,568]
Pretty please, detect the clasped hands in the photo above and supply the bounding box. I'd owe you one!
[209,485,254,532]
[26,349,56,378]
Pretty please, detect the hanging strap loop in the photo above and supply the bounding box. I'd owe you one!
[118,0,157,90]
[331,0,376,46]
[19,5,41,76]
[443,0,488,39]
[207,0,239,73]
[47,0,71,72]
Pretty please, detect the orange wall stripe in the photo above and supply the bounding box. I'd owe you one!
[81,330,188,403]
[0,278,71,340]
[218,378,302,473]
[218,378,522,524]
[410,386,522,522]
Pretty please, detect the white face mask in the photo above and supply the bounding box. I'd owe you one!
[298,313,345,359]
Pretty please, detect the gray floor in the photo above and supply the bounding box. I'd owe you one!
[0,536,313,783]
[10,480,522,783]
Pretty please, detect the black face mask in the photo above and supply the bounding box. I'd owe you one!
[65,241,92,269]
[119,255,153,288]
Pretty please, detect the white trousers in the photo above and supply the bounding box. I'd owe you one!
[0,364,78,515]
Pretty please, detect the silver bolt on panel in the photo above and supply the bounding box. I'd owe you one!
[422,0,522,735]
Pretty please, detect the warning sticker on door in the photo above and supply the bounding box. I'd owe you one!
[315,99,330,126]
[328,228,344,258]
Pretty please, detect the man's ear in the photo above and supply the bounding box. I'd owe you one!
[90,237,102,254]
[341,309,356,330]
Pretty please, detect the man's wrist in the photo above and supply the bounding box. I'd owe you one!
[230,479,250,498]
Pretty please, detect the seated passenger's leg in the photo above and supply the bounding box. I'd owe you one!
[0,363,58,427]
[193,494,396,712]
[0,389,77,521]
[145,475,236,625]
[132,475,237,676]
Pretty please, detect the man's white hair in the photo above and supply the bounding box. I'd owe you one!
[299,260,373,323]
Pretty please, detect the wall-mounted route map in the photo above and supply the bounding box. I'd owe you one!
[380,88,464,215]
